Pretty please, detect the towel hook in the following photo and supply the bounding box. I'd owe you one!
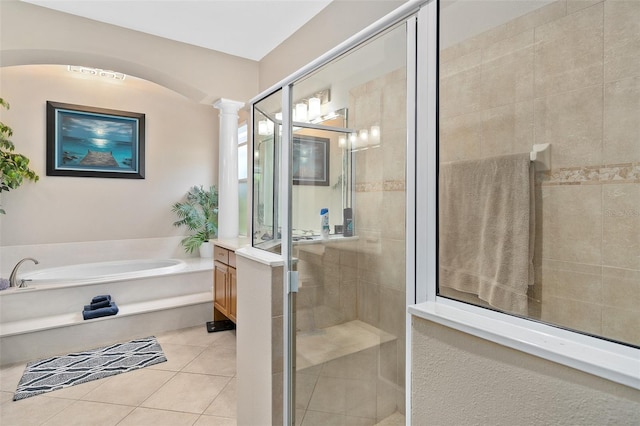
[530,143,551,171]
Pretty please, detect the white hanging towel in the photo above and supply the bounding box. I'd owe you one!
[439,153,535,315]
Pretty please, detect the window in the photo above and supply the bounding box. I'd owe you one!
[410,0,639,390]
[436,0,639,349]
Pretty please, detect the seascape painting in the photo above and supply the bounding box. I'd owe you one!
[292,135,329,186]
[47,102,145,179]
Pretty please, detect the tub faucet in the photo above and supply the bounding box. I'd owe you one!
[9,257,39,288]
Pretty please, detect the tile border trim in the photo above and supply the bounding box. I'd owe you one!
[537,162,640,186]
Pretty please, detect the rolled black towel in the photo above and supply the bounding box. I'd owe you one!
[83,299,111,311]
[91,295,111,303]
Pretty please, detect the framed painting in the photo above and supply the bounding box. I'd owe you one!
[46,101,145,179]
[292,135,329,186]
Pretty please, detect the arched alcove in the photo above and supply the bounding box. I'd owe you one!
[0,1,259,105]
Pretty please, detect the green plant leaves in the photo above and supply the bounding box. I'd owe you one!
[172,185,219,253]
[0,98,40,213]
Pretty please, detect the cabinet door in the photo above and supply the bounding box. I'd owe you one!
[214,261,228,315]
[228,266,237,322]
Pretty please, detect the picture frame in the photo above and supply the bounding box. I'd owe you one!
[46,101,145,179]
[292,135,330,186]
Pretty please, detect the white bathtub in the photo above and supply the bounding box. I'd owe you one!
[0,258,213,366]
[18,258,186,287]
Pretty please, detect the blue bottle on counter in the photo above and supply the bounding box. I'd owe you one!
[343,207,353,237]
[320,208,330,240]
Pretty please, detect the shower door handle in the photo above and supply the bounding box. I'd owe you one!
[288,271,299,293]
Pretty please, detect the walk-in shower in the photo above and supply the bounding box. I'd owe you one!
[252,21,409,425]
[250,1,640,423]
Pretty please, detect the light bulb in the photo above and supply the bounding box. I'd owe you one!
[359,129,369,144]
[295,103,308,122]
[258,120,268,135]
[349,132,358,149]
[370,125,380,144]
[338,136,347,149]
[308,97,321,120]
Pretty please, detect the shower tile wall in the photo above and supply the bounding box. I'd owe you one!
[440,0,639,345]
[295,244,358,332]
[351,67,407,412]
[292,66,408,422]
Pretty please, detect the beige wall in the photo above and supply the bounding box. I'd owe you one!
[412,317,640,425]
[0,0,260,254]
[258,0,406,92]
[0,65,217,246]
[439,0,640,345]
[0,0,259,104]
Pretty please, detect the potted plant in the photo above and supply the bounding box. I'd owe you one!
[1,98,39,214]
[172,185,219,258]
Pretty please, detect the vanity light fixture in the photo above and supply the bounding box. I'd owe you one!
[347,126,382,151]
[289,88,332,124]
[322,111,339,121]
[68,65,126,80]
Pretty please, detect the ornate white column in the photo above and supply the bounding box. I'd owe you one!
[214,98,245,239]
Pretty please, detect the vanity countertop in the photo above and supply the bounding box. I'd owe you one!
[213,237,251,252]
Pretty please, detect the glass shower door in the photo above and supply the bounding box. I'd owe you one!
[289,23,409,425]
[253,90,282,253]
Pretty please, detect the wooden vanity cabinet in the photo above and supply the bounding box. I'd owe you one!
[228,265,237,322]
[213,245,237,323]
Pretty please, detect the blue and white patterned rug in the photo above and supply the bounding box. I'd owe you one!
[13,336,167,401]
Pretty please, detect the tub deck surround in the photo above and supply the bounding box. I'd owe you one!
[0,293,211,337]
[0,258,213,366]
[0,237,194,279]
[16,258,188,286]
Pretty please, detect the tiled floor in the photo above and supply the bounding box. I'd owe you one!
[0,326,237,426]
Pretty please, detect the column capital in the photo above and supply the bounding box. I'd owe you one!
[213,98,245,115]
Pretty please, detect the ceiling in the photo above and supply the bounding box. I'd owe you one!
[21,0,333,61]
